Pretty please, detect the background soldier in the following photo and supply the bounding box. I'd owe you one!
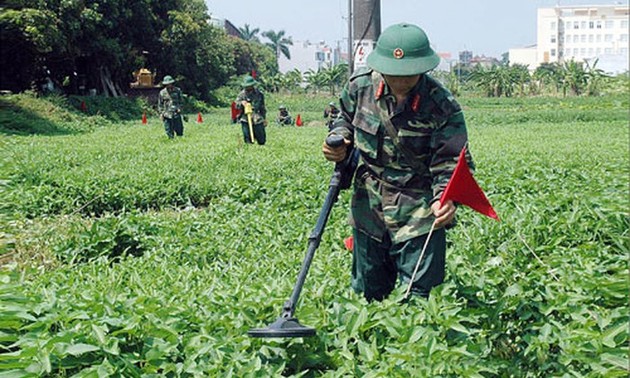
[323,101,340,131]
[322,23,472,301]
[276,105,293,126]
[235,75,267,145]
[158,75,185,139]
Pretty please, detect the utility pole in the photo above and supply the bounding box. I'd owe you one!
[347,0,353,75]
[351,0,381,72]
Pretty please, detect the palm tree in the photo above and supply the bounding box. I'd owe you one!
[262,30,293,60]
[239,24,260,42]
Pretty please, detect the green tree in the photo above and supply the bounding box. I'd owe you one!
[262,29,293,60]
[239,24,260,42]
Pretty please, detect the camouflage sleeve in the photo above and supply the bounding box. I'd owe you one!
[328,81,357,142]
[157,92,164,113]
[235,91,245,110]
[429,96,474,203]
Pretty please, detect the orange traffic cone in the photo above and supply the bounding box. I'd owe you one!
[197,112,203,123]
[142,112,147,124]
[295,114,303,127]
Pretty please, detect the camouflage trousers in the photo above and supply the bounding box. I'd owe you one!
[351,227,446,302]
[241,122,266,145]
[163,116,183,138]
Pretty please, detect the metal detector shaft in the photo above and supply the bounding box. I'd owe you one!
[281,135,358,319]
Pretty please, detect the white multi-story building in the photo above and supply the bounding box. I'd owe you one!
[510,3,629,74]
[278,40,342,74]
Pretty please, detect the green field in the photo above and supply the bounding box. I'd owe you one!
[1,94,628,377]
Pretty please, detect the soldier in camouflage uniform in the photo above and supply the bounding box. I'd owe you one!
[322,23,474,301]
[158,75,185,139]
[323,101,340,131]
[235,75,267,144]
[276,105,293,126]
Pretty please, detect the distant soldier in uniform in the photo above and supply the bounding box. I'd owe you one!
[235,75,267,144]
[158,75,184,139]
[323,101,340,131]
[276,105,293,126]
[322,23,474,301]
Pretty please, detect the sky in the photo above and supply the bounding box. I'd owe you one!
[205,0,628,57]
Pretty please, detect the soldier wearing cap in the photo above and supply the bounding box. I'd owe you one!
[158,75,185,139]
[322,23,474,301]
[323,101,340,131]
[235,75,267,144]
[276,105,293,126]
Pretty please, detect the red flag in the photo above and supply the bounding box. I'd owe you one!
[142,112,147,124]
[440,146,499,220]
[197,112,203,123]
[230,101,238,122]
[295,114,303,126]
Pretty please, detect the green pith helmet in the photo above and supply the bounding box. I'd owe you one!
[329,102,336,107]
[162,75,175,85]
[366,23,440,76]
[241,75,258,88]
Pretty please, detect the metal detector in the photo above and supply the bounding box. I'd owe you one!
[248,135,358,338]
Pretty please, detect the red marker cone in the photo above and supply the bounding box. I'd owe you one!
[197,112,203,123]
[142,112,147,124]
[295,114,303,126]
[251,70,257,79]
[230,101,238,123]
[80,101,87,112]
[344,236,354,251]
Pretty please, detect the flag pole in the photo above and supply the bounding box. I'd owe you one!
[404,219,438,299]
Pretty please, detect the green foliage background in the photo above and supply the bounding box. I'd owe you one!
[0,94,628,376]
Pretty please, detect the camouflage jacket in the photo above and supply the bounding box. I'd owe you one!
[158,87,184,119]
[235,88,266,125]
[276,111,293,125]
[331,68,474,243]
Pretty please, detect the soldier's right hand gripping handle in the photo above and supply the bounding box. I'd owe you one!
[325,135,359,190]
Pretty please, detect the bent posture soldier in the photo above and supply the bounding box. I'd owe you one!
[276,105,293,126]
[322,23,474,301]
[158,75,185,139]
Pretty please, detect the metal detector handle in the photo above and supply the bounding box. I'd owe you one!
[281,135,358,319]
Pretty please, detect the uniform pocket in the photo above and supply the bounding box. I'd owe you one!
[353,111,381,160]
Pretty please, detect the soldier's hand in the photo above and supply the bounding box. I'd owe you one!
[263,120,268,127]
[431,200,456,229]
[241,100,249,107]
[322,137,351,162]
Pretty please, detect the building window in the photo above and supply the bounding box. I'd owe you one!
[565,48,571,56]
[596,48,601,54]
[581,34,587,43]
[605,20,614,29]
[620,48,628,56]
[588,48,594,56]
[551,48,556,57]
[621,34,629,42]
[596,34,602,42]
[622,20,629,29]
[573,48,579,56]
[589,35,594,43]
[604,47,613,54]
[596,21,602,29]
[551,21,557,29]
[566,21,572,29]
[551,35,556,43]
[580,48,586,55]
[574,35,579,43]
[589,21,594,29]
[580,21,587,29]
[574,21,579,29]
[605,34,613,42]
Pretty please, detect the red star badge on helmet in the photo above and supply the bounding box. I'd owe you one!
[393,48,404,59]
